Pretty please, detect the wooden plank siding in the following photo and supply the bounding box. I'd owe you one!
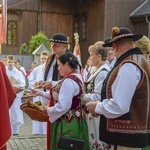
[70,0,106,65]
[132,21,148,36]
[8,0,39,11]
[0,0,149,66]
[104,0,145,36]
[2,0,74,55]
[2,10,38,54]
[40,12,74,48]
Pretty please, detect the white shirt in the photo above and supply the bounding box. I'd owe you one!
[36,58,56,81]
[95,63,141,118]
[28,65,42,88]
[106,57,117,69]
[42,73,83,123]
[20,66,26,76]
[6,67,26,126]
[6,66,26,88]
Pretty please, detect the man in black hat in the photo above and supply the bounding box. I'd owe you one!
[35,33,71,90]
[86,27,150,149]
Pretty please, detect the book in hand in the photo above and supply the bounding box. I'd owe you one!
[9,76,20,85]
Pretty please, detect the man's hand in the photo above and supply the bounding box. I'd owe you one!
[13,85,24,93]
[40,81,52,90]
[34,80,43,88]
[86,101,99,116]
[34,81,51,90]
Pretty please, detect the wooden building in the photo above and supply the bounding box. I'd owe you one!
[0,0,149,65]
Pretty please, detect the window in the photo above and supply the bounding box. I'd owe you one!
[74,12,88,41]
[7,20,17,45]
[81,12,87,41]
[74,14,80,33]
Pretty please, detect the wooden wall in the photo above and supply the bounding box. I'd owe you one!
[2,10,38,54]
[130,17,149,36]
[2,0,74,54]
[70,0,106,65]
[1,0,149,66]
[73,0,147,65]
[40,0,74,41]
[104,0,145,36]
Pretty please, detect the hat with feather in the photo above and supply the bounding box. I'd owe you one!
[103,27,143,47]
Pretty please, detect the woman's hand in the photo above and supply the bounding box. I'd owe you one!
[28,88,43,97]
[38,105,48,114]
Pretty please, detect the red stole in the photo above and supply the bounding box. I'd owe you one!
[47,87,53,150]
[0,61,16,149]
[26,69,32,78]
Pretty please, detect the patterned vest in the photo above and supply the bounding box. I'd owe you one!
[100,47,150,147]
[85,68,108,94]
[51,75,86,121]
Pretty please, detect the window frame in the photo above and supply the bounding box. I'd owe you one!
[74,12,88,42]
[7,20,18,46]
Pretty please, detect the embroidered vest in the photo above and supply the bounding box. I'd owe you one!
[100,48,150,147]
[51,75,85,122]
[85,68,108,94]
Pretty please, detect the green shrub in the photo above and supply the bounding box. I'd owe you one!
[28,32,50,54]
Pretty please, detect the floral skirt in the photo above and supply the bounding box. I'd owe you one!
[87,113,110,150]
[50,115,90,150]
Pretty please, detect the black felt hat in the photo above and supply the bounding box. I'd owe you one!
[103,27,143,47]
[104,37,111,44]
[50,33,71,44]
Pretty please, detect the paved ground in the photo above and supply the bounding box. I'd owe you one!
[7,113,46,150]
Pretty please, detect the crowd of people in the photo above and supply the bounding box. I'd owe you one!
[1,27,150,150]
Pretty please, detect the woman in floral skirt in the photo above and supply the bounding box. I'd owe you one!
[30,52,90,150]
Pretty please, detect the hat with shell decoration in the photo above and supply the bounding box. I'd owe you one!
[50,33,71,44]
